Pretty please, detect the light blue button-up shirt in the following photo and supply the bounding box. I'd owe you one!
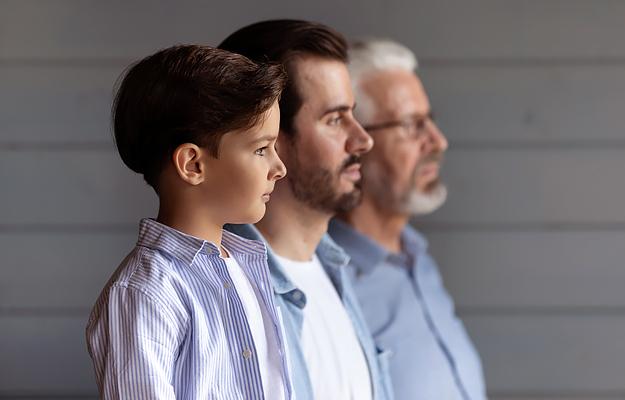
[226,223,395,400]
[328,219,487,400]
[86,219,294,400]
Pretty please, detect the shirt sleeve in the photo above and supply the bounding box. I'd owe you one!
[92,285,182,400]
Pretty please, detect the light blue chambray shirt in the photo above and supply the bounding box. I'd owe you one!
[328,219,487,400]
[226,223,395,400]
[86,219,294,400]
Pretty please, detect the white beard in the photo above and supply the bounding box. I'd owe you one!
[398,182,447,215]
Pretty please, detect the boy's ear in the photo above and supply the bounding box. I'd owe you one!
[172,143,205,185]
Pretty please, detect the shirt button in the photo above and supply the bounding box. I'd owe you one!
[242,349,252,358]
[223,282,231,290]
[292,291,302,301]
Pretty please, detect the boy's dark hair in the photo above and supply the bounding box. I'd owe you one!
[113,44,287,190]
[218,19,348,137]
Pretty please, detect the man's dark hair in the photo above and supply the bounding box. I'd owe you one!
[219,19,348,137]
[113,44,287,190]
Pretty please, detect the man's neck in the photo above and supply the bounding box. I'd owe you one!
[337,194,408,254]
[256,192,331,262]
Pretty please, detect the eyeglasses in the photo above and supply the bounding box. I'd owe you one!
[362,111,435,140]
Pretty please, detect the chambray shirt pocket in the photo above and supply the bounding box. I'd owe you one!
[375,346,395,400]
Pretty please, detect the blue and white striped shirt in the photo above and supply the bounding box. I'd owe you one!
[86,218,294,400]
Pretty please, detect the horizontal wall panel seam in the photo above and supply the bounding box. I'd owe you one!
[0,308,91,317]
[487,389,625,398]
[7,141,625,151]
[0,58,134,68]
[420,57,625,68]
[0,224,138,234]
[458,307,625,317]
[5,223,625,234]
[0,143,115,151]
[5,57,625,68]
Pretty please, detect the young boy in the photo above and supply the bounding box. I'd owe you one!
[86,44,292,400]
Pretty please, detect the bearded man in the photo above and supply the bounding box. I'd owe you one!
[221,21,393,400]
[329,39,488,400]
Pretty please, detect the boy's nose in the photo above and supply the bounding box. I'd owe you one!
[272,156,287,181]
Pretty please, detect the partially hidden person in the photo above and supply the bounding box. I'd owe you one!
[220,20,394,400]
[329,38,488,400]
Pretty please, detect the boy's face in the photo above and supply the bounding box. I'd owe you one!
[203,102,286,224]
[278,55,374,214]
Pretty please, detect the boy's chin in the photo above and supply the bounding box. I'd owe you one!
[229,206,266,226]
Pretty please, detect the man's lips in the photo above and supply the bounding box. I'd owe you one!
[342,163,362,180]
[418,163,440,178]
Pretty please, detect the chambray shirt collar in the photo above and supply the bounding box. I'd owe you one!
[327,218,389,275]
[136,218,266,267]
[224,223,351,294]
[328,218,430,274]
[224,223,298,295]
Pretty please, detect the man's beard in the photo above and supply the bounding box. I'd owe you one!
[398,179,447,215]
[364,153,447,216]
[287,152,364,214]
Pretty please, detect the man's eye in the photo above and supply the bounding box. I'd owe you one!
[254,147,267,156]
[329,116,343,126]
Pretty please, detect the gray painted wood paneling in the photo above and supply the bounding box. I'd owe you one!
[4,0,625,60]
[0,65,124,144]
[0,232,137,309]
[420,65,625,144]
[0,150,157,225]
[0,317,97,395]
[421,148,625,225]
[464,315,625,392]
[424,230,625,308]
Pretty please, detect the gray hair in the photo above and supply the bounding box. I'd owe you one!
[347,38,418,124]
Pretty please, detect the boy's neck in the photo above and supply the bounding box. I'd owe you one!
[157,201,227,257]
[256,189,331,262]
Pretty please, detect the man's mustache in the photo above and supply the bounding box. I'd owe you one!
[340,155,361,172]
[417,152,444,168]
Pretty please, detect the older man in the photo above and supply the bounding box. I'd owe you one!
[220,21,393,400]
[329,39,487,400]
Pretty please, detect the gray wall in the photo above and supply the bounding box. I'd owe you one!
[2,1,625,399]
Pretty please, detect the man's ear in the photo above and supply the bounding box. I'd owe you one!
[172,143,205,185]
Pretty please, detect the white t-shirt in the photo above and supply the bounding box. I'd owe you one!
[275,253,372,400]
[223,252,286,399]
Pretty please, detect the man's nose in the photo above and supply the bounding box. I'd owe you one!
[346,117,374,155]
[421,121,448,153]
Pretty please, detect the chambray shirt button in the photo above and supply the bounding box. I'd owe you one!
[223,282,231,290]
[292,291,303,301]
[242,349,252,358]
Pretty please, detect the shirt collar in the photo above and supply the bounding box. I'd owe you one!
[224,223,351,296]
[136,219,266,267]
[327,218,390,275]
[328,218,430,274]
[224,223,297,294]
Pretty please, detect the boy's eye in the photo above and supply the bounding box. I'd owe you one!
[254,147,268,156]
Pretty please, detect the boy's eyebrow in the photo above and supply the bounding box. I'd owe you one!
[251,134,279,143]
